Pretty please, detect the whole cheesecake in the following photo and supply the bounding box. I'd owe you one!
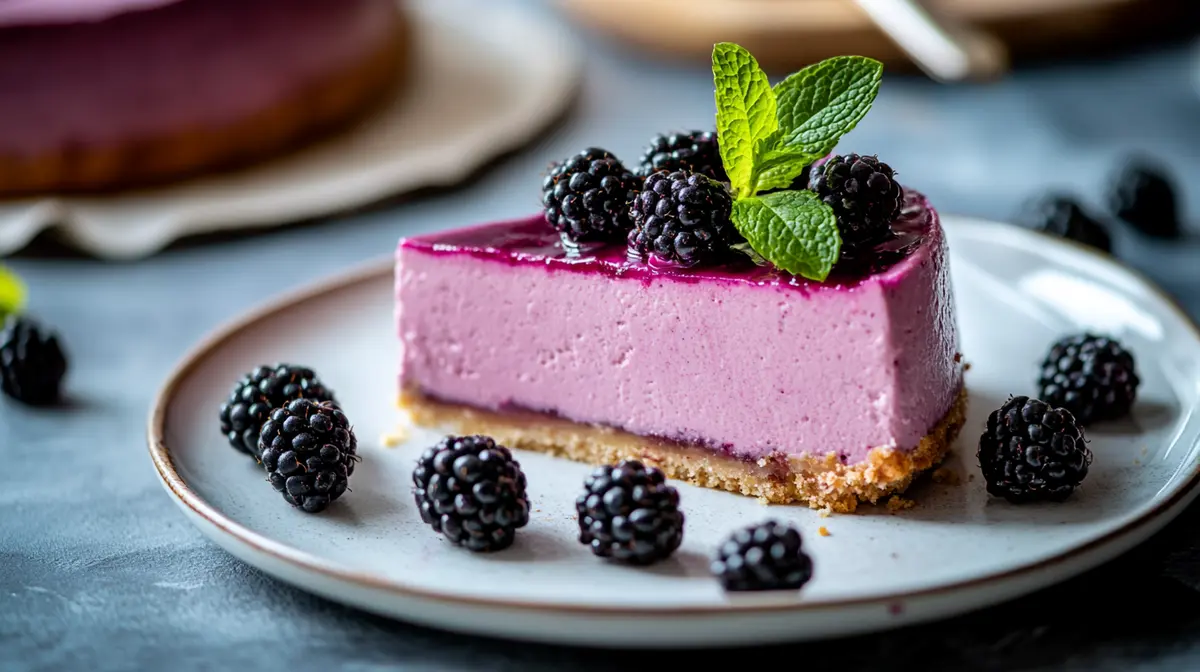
[0,0,407,195]
[395,190,966,512]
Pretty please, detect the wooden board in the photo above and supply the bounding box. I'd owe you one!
[559,0,1196,73]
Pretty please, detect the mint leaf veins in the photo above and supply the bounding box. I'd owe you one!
[733,191,840,280]
[772,55,883,159]
[712,45,883,281]
[712,43,777,196]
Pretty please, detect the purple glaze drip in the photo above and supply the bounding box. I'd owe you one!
[409,190,933,290]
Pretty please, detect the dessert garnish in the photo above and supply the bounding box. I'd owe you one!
[978,396,1091,504]
[0,314,68,406]
[712,44,884,281]
[219,363,337,457]
[1015,193,1112,252]
[413,435,530,552]
[711,520,814,592]
[576,460,684,565]
[628,170,738,267]
[1108,157,1181,238]
[637,130,726,181]
[542,147,641,244]
[807,153,903,258]
[1038,334,1139,425]
[259,399,358,514]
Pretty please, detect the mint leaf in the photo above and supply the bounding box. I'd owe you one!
[752,151,821,192]
[712,42,776,195]
[0,265,25,317]
[731,191,840,281]
[772,56,883,157]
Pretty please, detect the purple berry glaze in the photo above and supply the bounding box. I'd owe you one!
[412,191,932,290]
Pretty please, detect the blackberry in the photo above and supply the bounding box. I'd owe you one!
[576,460,683,565]
[978,396,1091,504]
[627,170,739,267]
[219,363,335,457]
[1108,159,1180,238]
[711,520,814,592]
[636,130,726,181]
[1016,194,1112,253]
[413,435,530,552]
[0,315,67,406]
[542,147,640,243]
[1038,333,1139,425]
[258,399,357,513]
[808,154,903,255]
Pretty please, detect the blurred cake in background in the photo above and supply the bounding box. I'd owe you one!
[0,0,408,196]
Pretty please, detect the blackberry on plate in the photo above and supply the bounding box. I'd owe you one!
[0,315,67,406]
[808,153,903,255]
[711,520,813,592]
[978,396,1091,504]
[542,147,641,243]
[1038,333,1139,425]
[576,459,683,565]
[219,363,335,457]
[258,399,357,513]
[637,130,726,181]
[1016,194,1112,253]
[1108,158,1180,238]
[413,435,530,552]
[627,170,739,267]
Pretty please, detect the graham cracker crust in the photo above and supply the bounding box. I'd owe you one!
[399,386,968,513]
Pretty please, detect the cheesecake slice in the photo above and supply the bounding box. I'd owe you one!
[394,190,966,512]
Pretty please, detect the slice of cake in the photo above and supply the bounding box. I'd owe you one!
[394,46,966,512]
[0,0,407,195]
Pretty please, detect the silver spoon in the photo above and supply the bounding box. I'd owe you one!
[852,0,1009,82]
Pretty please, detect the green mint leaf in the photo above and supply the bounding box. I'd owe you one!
[772,55,883,157]
[712,42,777,195]
[731,190,840,281]
[752,150,822,192]
[0,265,26,317]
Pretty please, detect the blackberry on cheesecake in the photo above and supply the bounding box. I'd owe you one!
[542,147,641,243]
[627,170,739,267]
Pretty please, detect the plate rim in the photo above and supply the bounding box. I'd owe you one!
[147,216,1200,617]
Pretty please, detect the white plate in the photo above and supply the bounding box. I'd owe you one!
[148,216,1200,648]
[0,0,579,260]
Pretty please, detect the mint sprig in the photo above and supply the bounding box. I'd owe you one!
[712,44,883,281]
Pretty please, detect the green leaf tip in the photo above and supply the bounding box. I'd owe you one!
[711,42,776,196]
[772,55,883,159]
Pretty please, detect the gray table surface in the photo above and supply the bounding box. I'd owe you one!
[4,2,1200,670]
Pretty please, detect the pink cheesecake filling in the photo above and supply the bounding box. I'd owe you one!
[0,0,182,26]
[0,0,397,158]
[395,191,962,465]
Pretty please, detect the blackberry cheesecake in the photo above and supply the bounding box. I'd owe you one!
[394,47,966,512]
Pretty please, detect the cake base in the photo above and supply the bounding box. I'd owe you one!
[0,4,409,196]
[399,386,968,513]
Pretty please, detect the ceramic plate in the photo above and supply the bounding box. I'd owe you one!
[0,0,579,260]
[148,217,1200,648]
